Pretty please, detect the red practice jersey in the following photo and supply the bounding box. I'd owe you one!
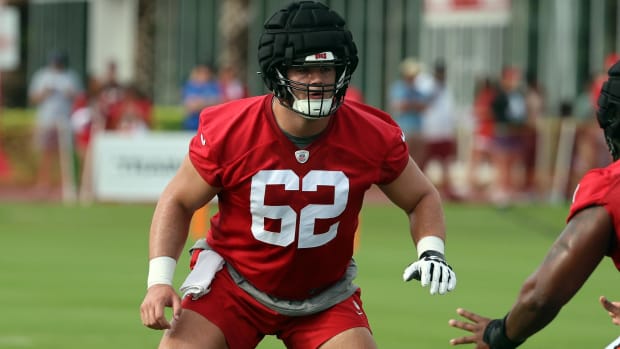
[189,95,409,300]
[567,160,620,270]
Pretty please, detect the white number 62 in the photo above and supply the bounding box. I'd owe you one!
[250,169,349,248]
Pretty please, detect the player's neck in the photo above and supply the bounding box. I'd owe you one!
[272,97,330,138]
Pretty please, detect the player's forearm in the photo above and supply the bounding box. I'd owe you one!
[148,155,216,260]
[506,306,560,342]
[409,189,446,244]
[503,238,577,341]
[504,276,563,341]
[401,187,456,295]
[145,191,198,289]
[149,196,194,260]
[506,211,610,340]
[506,251,597,339]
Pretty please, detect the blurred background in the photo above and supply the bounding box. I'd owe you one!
[2,1,620,348]
[0,0,618,203]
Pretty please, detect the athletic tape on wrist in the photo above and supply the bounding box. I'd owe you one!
[147,256,177,289]
[416,236,445,258]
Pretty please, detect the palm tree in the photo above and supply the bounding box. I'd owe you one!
[218,0,249,82]
[135,0,156,99]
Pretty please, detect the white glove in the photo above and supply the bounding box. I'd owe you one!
[605,335,620,349]
[403,250,456,295]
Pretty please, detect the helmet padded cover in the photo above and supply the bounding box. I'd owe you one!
[597,59,620,159]
[598,61,620,128]
[257,1,358,91]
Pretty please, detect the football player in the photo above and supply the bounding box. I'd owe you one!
[140,1,456,348]
[448,59,620,348]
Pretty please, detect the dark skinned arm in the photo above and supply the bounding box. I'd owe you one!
[449,206,613,347]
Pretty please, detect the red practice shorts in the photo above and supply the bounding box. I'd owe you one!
[182,267,371,349]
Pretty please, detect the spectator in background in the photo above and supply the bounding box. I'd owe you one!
[490,66,527,207]
[97,60,124,123]
[218,64,246,102]
[448,58,620,349]
[420,59,459,200]
[106,84,153,134]
[70,75,99,163]
[390,57,432,162]
[28,50,82,192]
[522,72,545,198]
[466,77,496,201]
[182,62,222,131]
[0,55,11,183]
[71,60,125,151]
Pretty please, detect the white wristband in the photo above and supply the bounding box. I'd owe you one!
[147,256,177,289]
[416,236,445,258]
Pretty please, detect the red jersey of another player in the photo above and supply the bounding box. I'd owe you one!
[567,160,620,270]
[189,94,409,300]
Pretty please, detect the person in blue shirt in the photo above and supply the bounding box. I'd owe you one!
[389,57,433,162]
[181,62,222,130]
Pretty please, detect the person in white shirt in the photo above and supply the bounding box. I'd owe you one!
[419,60,459,200]
[28,51,82,191]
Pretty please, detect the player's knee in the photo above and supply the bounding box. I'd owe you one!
[319,327,377,349]
[158,310,228,349]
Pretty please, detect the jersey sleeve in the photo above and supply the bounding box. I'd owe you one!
[378,126,410,184]
[567,169,609,222]
[188,109,224,187]
[349,102,410,185]
[567,167,620,266]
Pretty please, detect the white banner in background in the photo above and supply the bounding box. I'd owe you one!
[424,0,511,26]
[92,131,194,202]
[0,5,20,71]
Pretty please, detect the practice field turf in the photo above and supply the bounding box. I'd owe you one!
[1,201,618,348]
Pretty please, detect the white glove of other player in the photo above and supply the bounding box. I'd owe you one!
[403,250,456,295]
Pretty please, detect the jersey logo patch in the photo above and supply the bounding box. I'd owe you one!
[304,51,335,62]
[295,150,309,164]
[353,300,364,315]
[571,183,580,203]
[200,133,206,146]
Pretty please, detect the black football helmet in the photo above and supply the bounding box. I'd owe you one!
[597,59,620,160]
[257,1,358,119]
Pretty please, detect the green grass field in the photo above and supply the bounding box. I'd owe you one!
[1,201,618,348]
